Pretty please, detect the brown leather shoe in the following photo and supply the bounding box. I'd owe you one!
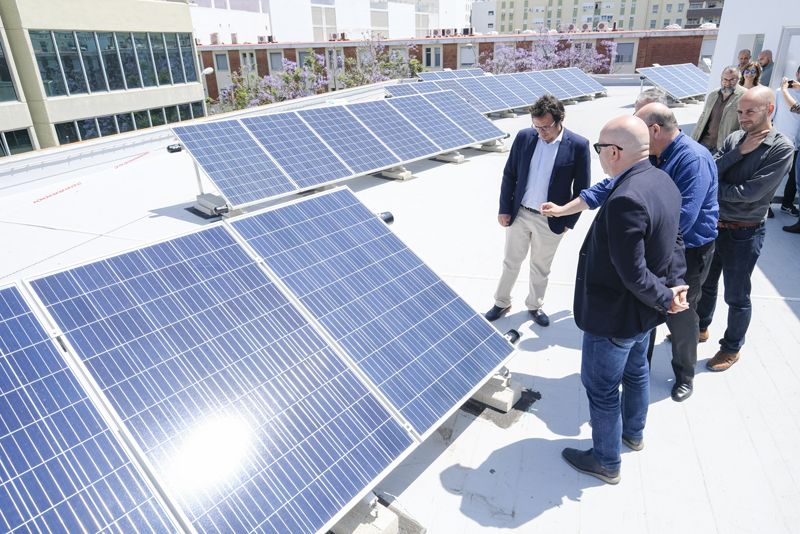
[707,350,740,371]
[666,329,709,343]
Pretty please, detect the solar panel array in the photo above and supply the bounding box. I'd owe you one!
[387,68,606,114]
[636,63,710,100]
[14,186,516,534]
[173,90,505,210]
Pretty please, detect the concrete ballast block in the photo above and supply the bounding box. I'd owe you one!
[435,151,465,164]
[332,493,399,534]
[471,369,523,413]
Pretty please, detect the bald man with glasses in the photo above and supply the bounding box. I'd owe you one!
[485,94,591,326]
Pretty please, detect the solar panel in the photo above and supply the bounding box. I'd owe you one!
[384,84,419,97]
[417,72,441,81]
[29,226,415,534]
[513,72,548,97]
[637,64,707,99]
[437,70,457,79]
[420,91,505,143]
[412,82,445,94]
[385,95,476,151]
[434,79,492,113]
[229,188,515,436]
[241,113,353,190]
[345,100,442,160]
[172,120,295,207]
[451,70,473,79]
[297,106,401,174]
[677,63,710,89]
[526,71,571,99]
[475,76,528,109]
[566,67,607,93]
[494,74,540,105]
[0,284,180,534]
[467,68,486,76]
[453,78,509,112]
[556,68,597,95]
[541,70,582,98]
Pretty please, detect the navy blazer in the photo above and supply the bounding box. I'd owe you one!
[574,160,687,339]
[499,127,591,234]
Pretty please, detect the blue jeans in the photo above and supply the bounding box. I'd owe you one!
[698,224,766,354]
[581,330,651,470]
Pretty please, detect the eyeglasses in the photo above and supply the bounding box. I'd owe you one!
[532,119,557,132]
[744,69,757,74]
[593,143,623,154]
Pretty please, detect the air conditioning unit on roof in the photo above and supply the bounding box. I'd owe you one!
[581,23,591,31]
[257,35,267,43]
[445,28,453,36]
[567,23,577,32]
[210,33,219,45]
[514,29,521,34]
[231,33,238,44]
[597,21,608,31]
[267,35,275,43]
[340,32,347,40]
[463,27,474,35]
[329,33,339,40]
[433,29,441,36]
[195,37,202,45]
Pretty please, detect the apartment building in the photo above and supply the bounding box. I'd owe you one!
[0,0,206,153]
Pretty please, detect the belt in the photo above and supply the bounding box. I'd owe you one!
[717,220,764,230]
[520,205,540,214]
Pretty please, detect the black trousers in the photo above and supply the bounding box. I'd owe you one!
[781,149,799,208]
[647,240,716,383]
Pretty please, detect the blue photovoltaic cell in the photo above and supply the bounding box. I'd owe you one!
[230,189,515,436]
[434,80,491,113]
[637,64,706,99]
[437,70,457,79]
[298,106,401,174]
[30,226,414,534]
[494,74,540,105]
[412,82,444,94]
[241,113,353,190]
[555,68,596,95]
[677,64,709,92]
[566,67,607,93]
[345,100,441,160]
[385,95,475,151]
[467,68,486,76]
[451,70,473,78]
[0,285,179,534]
[513,72,548,97]
[384,84,419,97]
[417,72,441,81]
[420,91,505,143]
[526,71,571,99]
[453,78,509,112]
[541,70,582,98]
[475,76,528,109]
[172,120,295,207]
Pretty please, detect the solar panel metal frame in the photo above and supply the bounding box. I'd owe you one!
[566,67,607,94]
[512,71,549,98]
[383,84,420,97]
[448,77,510,113]
[466,68,486,77]
[429,79,492,114]
[436,70,458,79]
[540,69,583,99]
[23,223,423,534]
[419,90,506,143]
[451,70,474,79]
[474,76,529,109]
[636,63,707,100]
[226,186,518,442]
[417,72,442,81]
[493,74,541,106]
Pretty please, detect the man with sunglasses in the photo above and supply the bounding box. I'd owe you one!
[691,66,747,153]
[484,94,591,326]
[562,115,688,484]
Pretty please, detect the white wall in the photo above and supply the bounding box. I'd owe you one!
[388,3,416,39]
[335,0,372,39]
[438,0,468,30]
[710,0,799,91]
[263,0,314,42]
[471,1,497,34]
[190,6,272,45]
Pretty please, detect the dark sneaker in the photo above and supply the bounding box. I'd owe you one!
[784,221,800,234]
[768,207,775,218]
[622,435,644,451]
[562,448,621,484]
[485,305,511,322]
[780,205,799,216]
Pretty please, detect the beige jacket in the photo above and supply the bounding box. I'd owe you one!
[691,84,747,149]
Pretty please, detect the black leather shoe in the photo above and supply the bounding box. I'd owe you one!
[783,221,800,233]
[530,308,550,327]
[562,448,620,484]
[671,381,693,402]
[485,305,511,322]
[768,207,775,218]
[622,435,644,451]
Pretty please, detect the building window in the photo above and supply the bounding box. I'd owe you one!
[650,19,656,28]
[678,3,684,10]
[0,129,34,157]
[0,39,18,102]
[269,52,283,71]
[488,22,495,28]
[488,10,494,15]
[652,4,658,12]
[215,54,229,71]
[425,47,441,68]
[664,18,670,25]
[666,3,672,11]
[460,46,476,66]
[297,51,310,67]
[676,18,682,25]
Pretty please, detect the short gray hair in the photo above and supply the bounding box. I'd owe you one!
[635,88,669,107]
[722,65,740,78]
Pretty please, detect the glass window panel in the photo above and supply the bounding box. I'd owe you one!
[132,33,157,87]
[78,118,98,140]
[164,33,184,84]
[5,129,34,155]
[29,31,67,97]
[178,33,197,82]
[149,108,165,126]
[269,52,282,71]
[97,115,118,136]
[191,101,204,118]
[134,110,150,129]
[149,33,171,85]
[117,113,135,132]
[215,54,228,71]
[0,40,18,102]
[75,32,106,92]
[55,122,79,145]
[96,32,125,90]
[178,103,191,120]
[0,136,6,157]
[53,31,87,94]
[165,106,179,123]
[117,33,141,88]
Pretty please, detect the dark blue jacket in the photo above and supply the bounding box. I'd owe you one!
[574,160,687,339]
[499,127,591,234]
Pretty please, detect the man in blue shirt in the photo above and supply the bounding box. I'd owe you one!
[542,104,718,402]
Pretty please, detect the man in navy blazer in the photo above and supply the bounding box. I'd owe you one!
[485,95,591,327]
[562,116,689,485]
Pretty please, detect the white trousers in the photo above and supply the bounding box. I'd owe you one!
[494,207,564,311]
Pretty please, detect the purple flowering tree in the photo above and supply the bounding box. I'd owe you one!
[337,35,421,88]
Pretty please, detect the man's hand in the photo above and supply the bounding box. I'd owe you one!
[738,130,770,155]
[498,214,511,227]
[668,285,690,314]
[540,202,564,218]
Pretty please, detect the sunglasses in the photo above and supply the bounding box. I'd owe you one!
[744,69,757,74]
[593,143,623,154]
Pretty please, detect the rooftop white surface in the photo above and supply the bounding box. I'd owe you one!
[2,85,799,533]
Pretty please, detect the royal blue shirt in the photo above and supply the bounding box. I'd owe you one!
[580,132,719,248]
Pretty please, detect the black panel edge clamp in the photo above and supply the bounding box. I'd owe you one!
[376,212,394,225]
